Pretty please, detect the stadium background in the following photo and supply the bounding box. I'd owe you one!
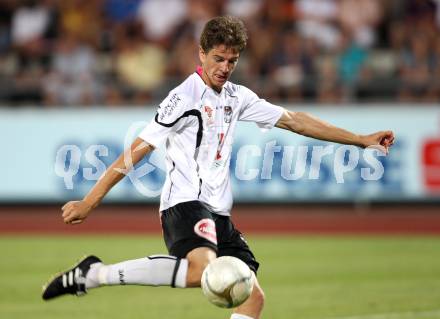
[1,1,440,319]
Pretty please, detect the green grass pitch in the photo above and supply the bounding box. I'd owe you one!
[1,235,440,319]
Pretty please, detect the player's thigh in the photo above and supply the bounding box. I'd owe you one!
[160,200,219,258]
[215,215,260,275]
[185,246,217,287]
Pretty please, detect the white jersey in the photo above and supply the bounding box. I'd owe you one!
[138,71,283,215]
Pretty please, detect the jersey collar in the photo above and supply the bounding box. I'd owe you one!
[194,66,228,96]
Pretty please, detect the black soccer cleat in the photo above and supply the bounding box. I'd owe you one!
[42,255,102,301]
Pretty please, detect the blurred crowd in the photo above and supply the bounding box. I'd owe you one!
[0,0,439,107]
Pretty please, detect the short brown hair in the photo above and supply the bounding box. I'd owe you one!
[200,16,248,53]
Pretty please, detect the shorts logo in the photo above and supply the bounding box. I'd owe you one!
[194,218,217,244]
[224,106,232,123]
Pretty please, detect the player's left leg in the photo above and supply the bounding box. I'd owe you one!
[213,214,264,319]
[231,278,265,319]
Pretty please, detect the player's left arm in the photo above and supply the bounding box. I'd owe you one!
[275,110,395,154]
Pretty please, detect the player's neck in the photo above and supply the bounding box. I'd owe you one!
[196,66,223,94]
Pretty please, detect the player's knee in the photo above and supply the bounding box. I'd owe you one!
[187,260,208,285]
[186,247,216,287]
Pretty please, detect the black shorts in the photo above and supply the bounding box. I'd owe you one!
[160,200,260,274]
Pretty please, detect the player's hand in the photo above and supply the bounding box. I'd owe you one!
[360,130,395,155]
[61,200,93,225]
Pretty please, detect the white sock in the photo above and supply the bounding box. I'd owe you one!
[230,314,254,319]
[85,255,188,289]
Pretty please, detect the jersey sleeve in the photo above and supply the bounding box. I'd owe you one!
[238,86,284,131]
[138,93,191,147]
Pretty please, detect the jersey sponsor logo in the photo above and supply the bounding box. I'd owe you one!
[159,94,181,122]
[224,106,233,123]
[194,218,217,244]
[204,105,214,125]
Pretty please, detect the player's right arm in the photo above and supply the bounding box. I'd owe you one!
[61,138,154,225]
[62,91,190,225]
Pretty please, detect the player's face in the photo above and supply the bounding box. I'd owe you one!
[199,45,240,92]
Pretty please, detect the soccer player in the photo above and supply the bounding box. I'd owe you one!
[42,16,394,319]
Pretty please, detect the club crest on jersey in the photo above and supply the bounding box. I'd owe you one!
[224,106,232,123]
[194,218,217,244]
[203,105,214,124]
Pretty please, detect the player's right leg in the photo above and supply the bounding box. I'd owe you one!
[42,201,218,300]
[161,200,219,287]
[185,246,217,287]
[41,253,190,300]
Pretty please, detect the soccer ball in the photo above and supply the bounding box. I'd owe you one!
[201,256,255,308]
